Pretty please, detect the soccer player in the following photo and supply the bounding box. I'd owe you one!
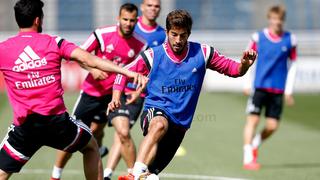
[103,1,166,179]
[0,0,147,180]
[134,0,166,48]
[51,3,147,180]
[108,10,257,179]
[242,5,297,170]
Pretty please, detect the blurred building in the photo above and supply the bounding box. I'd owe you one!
[0,0,320,31]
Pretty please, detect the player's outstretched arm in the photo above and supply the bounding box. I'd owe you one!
[70,47,148,89]
[78,63,109,80]
[238,49,257,76]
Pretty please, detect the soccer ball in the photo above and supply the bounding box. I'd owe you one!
[145,173,159,180]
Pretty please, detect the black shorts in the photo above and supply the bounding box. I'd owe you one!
[246,89,284,120]
[0,112,91,173]
[73,91,112,126]
[108,94,144,127]
[140,107,187,174]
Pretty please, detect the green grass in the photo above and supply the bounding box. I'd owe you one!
[0,92,320,180]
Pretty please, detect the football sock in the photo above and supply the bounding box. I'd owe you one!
[132,162,147,180]
[252,133,262,148]
[103,168,113,178]
[51,166,63,179]
[243,144,253,164]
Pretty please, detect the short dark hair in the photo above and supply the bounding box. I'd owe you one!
[119,3,138,16]
[166,9,193,34]
[14,0,44,28]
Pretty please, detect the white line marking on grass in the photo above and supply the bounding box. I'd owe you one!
[21,169,249,180]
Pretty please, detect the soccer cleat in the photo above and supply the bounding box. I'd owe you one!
[243,161,261,170]
[104,177,111,180]
[50,178,60,180]
[118,173,135,180]
[118,173,150,180]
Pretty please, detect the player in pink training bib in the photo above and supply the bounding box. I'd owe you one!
[51,3,148,180]
[0,1,147,179]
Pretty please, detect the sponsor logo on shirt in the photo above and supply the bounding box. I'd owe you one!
[12,46,47,72]
[161,79,196,94]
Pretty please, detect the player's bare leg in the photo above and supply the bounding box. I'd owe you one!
[51,150,73,179]
[91,122,107,147]
[243,114,260,170]
[0,169,11,180]
[104,132,122,179]
[90,122,109,156]
[244,114,260,145]
[51,121,107,179]
[80,137,103,180]
[130,116,169,178]
[260,118,279,141]
[112,116,136,169]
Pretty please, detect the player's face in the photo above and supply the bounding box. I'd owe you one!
[167,27,190,54]
[268,13,284,33]
[118,10,138,37]
[141,0,161,21]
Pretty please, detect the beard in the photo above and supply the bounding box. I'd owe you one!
[37,25,42,33]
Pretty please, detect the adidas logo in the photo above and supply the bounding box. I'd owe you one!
[192,67,198,73]
[12,46,47,72]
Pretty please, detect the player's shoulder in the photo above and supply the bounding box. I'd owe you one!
[95,25,117,35]
[132,32,147,45]
[284,30,297,46]
[250,30,261,42]
[156,25,165,32]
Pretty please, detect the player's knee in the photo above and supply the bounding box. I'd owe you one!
[92,129,104,140]
[266,122,278,132]
[247,115,260,127]
[80,137,99,154]
[150,120,167,134]
[117,129,131,143]
[0,169,11,179]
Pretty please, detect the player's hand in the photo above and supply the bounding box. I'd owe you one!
[107,98,121,115]
[241,49,257,67]
[243,88,251,96]
[239,50,257,76]
[90,68,108,80]
[125,91,141,105]
[127,72,149,90]
[285,94,295,106]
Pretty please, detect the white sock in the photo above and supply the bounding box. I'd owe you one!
[252,133,262,149]
[127,168,133,173]
[103,168,113,178]
[51,166,63,179]
[132,162,147,180]
[243,144,253,164]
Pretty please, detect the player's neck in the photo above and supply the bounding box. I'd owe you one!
[19,27,38,33]
[141,16,157,27]
[117,28,132,39]
[165,41,188,63]
[268,27,283,36]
